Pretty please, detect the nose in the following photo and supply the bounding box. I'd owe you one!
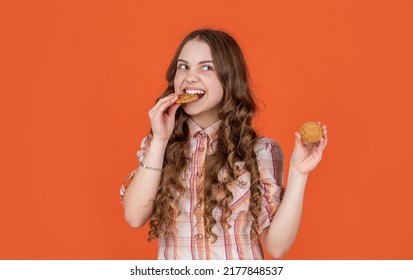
[185,70,200,83]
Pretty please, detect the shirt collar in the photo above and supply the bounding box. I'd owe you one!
[187,118,221,140]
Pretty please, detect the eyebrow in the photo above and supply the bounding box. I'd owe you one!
[177,59,214,64]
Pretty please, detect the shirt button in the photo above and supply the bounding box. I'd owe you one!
[197,234,203,239]
[241,181,246,186]
[201,133,207,138]
[199,148,205,152]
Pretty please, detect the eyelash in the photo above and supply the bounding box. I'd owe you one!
[178,64,188,70]
[177,64,213,71]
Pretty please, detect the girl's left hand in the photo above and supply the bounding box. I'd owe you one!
[290,123,328,175]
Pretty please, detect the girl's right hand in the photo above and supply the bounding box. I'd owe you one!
[148,93,180,142]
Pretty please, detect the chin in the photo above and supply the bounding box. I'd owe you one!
[182,103,203,115]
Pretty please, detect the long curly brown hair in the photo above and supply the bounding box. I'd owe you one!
[147,29,262,243]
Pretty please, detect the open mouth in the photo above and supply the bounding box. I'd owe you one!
[176,89,206,104]
[183,88,206,96]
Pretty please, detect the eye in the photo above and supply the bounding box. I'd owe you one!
[177,63,188,70]
[202,65,214,71]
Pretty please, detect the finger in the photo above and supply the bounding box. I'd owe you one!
[294,132,302,146]
[149,99,169,115]
[317,138,325,154]
[167,103,181,118]
[322,127,328,148]
[316,122,328,148]
[150,93,178,113]
[155,95,179,115]
[316,129,328,153]
[150,94,178,115]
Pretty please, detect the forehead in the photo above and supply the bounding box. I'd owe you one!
[178,39,213,61]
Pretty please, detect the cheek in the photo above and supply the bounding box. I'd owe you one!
[204,75,222,89]
[209,79,224,96]
[173,73,182,90]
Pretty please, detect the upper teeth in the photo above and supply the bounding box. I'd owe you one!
[184,89,206,94]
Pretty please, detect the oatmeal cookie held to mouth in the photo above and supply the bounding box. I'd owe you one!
[299,122,323,143]
[176,93,199,104]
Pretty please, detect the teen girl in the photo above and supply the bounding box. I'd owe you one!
[120,29,328,260]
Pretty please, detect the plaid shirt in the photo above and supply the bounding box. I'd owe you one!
[120,119,284,259]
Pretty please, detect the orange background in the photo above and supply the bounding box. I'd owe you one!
[1,0,412,259]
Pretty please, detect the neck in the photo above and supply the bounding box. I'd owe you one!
[190,114,220,129]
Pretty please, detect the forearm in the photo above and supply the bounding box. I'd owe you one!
[261,124,327,258]
[122,138,168,228]
[262,167,308,258]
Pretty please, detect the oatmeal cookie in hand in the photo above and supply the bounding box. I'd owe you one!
[299,122,323,143]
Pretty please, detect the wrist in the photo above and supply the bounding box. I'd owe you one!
[287,166,308,186]
[145,137,169,160]
[150,137,169,147]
